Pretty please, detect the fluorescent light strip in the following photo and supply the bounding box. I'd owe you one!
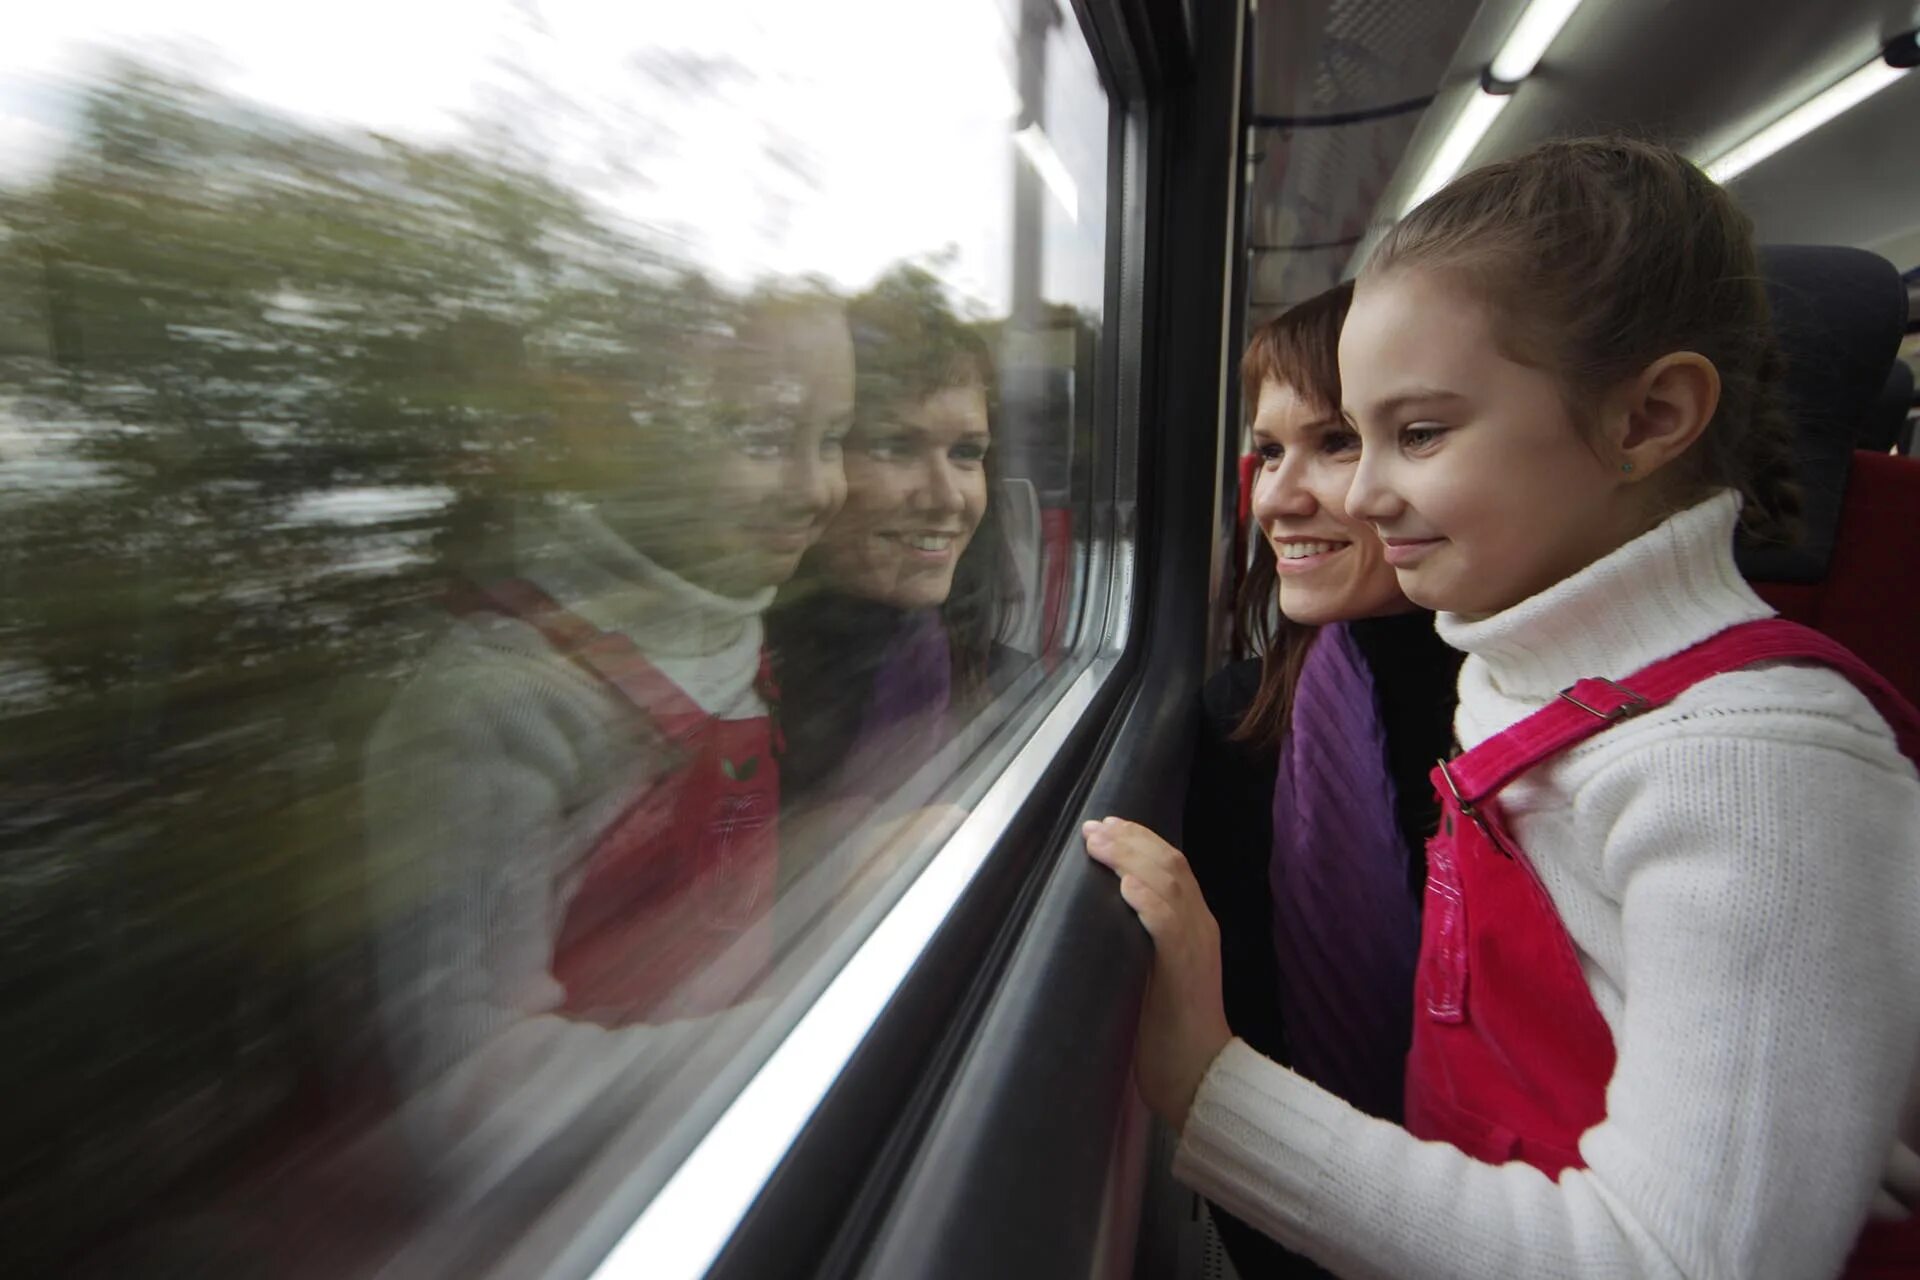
[1488,0,1588,84]
[1014,123,1081,224]
[1703,57,1909,184]
[587,660,1112,1280]
[1385,0,1586,223]
[1400,89,1511,217]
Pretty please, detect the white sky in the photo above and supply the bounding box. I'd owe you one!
[0,0,1109,317]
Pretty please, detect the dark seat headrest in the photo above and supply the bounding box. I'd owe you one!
[1862,360,1915,454]
[1735,245,1908,584]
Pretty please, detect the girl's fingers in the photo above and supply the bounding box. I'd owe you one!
[1089,844,1177,908]
[1086,819,1203,936]
[1117,875,1173,938]
[1083,818,1186,876]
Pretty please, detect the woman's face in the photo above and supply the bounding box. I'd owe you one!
[812,381,991,610]
[1248,377,1408,625]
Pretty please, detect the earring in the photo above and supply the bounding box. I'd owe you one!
[1620,461,1635,474]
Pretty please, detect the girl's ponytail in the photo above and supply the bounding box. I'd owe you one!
[1738,335,1803,547]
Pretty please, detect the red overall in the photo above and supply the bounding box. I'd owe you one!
[465,578,782,1025]
[1406,618,1920,1276]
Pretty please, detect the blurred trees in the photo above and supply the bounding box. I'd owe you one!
[0,53,1055,1271]
[0,60,732,1269]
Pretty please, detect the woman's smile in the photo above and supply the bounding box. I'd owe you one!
[1270,536,1354,575]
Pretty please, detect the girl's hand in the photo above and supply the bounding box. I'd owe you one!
[1083,817,1234,1134]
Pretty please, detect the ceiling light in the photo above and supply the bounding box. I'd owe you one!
[1488,0,1588,85]
[1400,88,1512,216]
[1703,37,1915,184]
[1394,0,1588,218]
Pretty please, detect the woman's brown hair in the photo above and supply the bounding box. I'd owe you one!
[1364,135,1801,545]
[1231,280,1354,749]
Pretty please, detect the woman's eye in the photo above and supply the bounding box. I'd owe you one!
[1255,441,1284,466]
[1322,429,1361,456]
[950,442,988,467]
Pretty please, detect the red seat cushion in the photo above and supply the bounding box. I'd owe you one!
[1754,451,1920,711]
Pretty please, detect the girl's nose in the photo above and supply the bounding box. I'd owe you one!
[785,448,841,517]
[1344,448,1396,525]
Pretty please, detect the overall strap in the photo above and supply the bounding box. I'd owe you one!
[1445,618,1920,807]
[458,577,711,731]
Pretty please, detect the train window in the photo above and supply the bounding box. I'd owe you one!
[0,2,1114,1275]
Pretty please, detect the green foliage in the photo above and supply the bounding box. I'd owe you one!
[0,60,740,1268]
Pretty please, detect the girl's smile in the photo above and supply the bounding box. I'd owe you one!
[1380,536,1445,568]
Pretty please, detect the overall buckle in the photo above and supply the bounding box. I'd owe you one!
[1558,678,1651,723]
[1437,757,1513,859]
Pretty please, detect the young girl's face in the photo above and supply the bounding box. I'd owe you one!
[1247,378,1406,625]
[651,308,855,597]
[1339,268,1639,619]
[812,382,991,610]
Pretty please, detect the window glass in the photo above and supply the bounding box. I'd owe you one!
[0,2,1108,1273]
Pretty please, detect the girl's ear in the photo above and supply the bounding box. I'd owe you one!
[1616,352,1720,478]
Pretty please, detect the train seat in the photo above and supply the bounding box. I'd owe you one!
[1863,360,1913,454]
[1739,245,1920,709]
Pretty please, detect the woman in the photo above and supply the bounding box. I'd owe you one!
[1183,280,1460,1277]
[770,266,1018,822]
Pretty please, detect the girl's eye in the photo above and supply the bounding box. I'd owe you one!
[1401,422,1447,452]
[949,441,988,467]
[732,426,787,460]
[1255,441,1284,467]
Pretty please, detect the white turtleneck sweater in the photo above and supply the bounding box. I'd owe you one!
[1174,491,1920,1280]
[362,501,775,1203]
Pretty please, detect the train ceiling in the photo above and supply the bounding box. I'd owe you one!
[1247,0,1920,319]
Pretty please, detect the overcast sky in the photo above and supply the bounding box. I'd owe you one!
[0,0,1109,317]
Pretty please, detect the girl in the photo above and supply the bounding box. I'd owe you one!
[1086,136,1920,1279]
[364,293,853,1196]
[1186,281,1459,1279]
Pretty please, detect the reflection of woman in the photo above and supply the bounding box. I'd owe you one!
[770,268,1018,819]
[1181,282,1460,1278]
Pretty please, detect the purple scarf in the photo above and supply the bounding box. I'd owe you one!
[1269,622,1422,1122]
[843,609,953,789]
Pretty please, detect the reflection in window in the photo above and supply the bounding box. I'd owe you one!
[0,2,1107,1274]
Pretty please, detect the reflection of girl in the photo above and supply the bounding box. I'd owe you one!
[1185,282,1459,1279]
[770,270,1018,822]
[363,296,853,1194]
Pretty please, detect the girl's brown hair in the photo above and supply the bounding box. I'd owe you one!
[1364,135,1801,544]
[1231,280,1354,749]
